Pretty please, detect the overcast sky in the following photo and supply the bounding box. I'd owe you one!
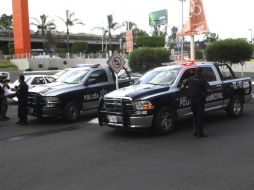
[0,0,253,41]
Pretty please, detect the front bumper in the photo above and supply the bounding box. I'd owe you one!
[99,113,154,129]
[28,105,62,117]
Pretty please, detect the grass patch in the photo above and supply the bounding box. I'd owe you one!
[0,61,16,68]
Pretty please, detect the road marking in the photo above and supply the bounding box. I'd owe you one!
[88,118,99,124]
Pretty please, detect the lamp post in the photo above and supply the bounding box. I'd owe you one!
[179,0,186,61]
[249,29,253,44]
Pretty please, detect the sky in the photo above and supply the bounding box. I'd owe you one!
[0,0,253,41]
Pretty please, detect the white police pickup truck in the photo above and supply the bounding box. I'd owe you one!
[27,65,134,122]
[98,62,253,134]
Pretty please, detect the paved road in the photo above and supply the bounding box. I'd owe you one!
[0,101,254,190]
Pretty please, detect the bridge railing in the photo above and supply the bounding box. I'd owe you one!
[2,52,129,60]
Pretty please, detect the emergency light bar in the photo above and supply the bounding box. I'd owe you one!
[178,60,196,66]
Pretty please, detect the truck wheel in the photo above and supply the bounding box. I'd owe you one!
[64,101,80,122]
[227,96,243,118]
[153,106,176,135]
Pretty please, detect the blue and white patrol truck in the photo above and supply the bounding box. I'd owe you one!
[98,62,253,134]
[27,64,134,122]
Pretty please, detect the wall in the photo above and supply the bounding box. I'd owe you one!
[10,58,129,71]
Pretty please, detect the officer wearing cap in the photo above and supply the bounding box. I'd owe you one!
[14,75,29,125]
[0,75,10,121]
[183,67,211,137]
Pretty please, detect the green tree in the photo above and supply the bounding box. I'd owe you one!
[31,14,56,49]
[205,39,253,64]
[136,36,165,47]
[59,10,84,52]
[0,14,13,54]
[71,42,88,53]
[204,32,219,43]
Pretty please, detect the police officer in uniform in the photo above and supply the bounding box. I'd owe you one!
[0,84,4,126]
[14,75,29,125]
[0,75,10,121]
[183,67,211,137]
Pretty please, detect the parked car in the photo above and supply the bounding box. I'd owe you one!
[9,75,56,101]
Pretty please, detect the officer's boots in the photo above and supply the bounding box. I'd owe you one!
[193,125,198,136]
[198,129,208,138]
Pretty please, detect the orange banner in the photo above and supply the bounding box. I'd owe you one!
[178,0,209,36]
[125,30,133,53]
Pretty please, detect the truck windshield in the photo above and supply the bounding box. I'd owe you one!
[136,68,181,85]
[57,69,89,84]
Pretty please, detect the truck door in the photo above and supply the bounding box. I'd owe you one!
[83,69,112,111]
[201,66,224,110]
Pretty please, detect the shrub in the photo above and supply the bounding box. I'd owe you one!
[136,36,165,48]
[129,47,170,73]
[71,42,88,53]
[205,39,253,63]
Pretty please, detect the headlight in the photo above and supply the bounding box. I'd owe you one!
[133,101,154,110]
[45,96,60,104]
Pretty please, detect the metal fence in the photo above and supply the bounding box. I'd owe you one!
[0,52,129,60]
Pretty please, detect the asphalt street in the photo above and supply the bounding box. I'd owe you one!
[0,100,254,190]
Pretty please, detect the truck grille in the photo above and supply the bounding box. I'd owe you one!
[27,92,46,106]
[103,98,134,114]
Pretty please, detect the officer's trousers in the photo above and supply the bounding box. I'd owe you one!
[190,99,205,133]
[18,101,28,123]
[1,96,8,118]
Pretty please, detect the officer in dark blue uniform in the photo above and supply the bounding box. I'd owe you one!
[183,67,211,137]
[15,75,29,125]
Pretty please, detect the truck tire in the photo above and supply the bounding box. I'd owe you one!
[64,101,80,122]
[153,106,176,135]
[226,96,243,118]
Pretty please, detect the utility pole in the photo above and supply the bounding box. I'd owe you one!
[179,0,186,61]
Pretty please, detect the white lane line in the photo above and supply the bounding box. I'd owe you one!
[88,118,99,124]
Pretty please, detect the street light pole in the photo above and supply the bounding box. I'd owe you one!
[249,29,253,44]
[179,0,186,61]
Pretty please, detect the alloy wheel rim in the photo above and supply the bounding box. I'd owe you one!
[161,112,172,129]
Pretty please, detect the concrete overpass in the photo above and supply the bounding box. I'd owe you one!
[0,30,122,54]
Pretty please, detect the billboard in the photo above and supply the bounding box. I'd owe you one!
[149,9,168,27]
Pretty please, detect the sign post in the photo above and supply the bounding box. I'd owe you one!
[107,51,126,89]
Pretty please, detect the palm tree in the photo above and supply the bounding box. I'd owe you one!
[168,26,178,42]
[59,10,84,52]
[31,14,56,49]
[122,21,137,31]
[106,14,120,51]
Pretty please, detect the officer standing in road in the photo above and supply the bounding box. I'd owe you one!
[14,75,29,125]
[0,84,4,126]
[0,75,10,121]
[183,67,211,138]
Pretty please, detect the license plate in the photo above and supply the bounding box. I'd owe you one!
[108,115,117,123]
